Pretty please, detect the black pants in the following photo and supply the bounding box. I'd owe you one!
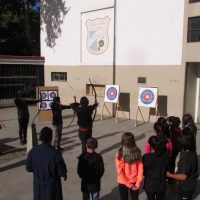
[18,118,29,142]
[178,185,194,200]
[79,129,92,153]
[145,191,165,200]
[118,184,139,200]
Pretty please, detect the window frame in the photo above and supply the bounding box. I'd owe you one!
[187,16,200,42]
[51,72,67,81]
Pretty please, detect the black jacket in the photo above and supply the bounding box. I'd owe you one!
[51,102,70,125]
[14,98,40,120]
[70,103,97,129]
[143,152,169,192]
[26,143,67,200]
[77,152,104,193]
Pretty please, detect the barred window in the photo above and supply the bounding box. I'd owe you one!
[188,17,200,42]
[51,72,67,81]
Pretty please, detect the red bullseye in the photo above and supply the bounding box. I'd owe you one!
[144,94,150,100]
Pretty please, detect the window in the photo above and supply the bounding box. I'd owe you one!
[51,72,67,81]
[189,0,200,3]
[86,84,105,97]
[188,17,200,42]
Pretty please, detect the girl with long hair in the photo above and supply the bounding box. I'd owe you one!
[116,132,143,200]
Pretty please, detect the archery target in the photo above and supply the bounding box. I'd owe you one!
[39,101,52,110]
[48,91,58,100]
[104,85,119,103]
[138,87,158,108]
[40,91,48,100]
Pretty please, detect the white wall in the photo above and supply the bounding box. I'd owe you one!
[41,0,184,66]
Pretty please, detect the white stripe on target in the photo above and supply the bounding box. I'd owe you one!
[104,85,120,103]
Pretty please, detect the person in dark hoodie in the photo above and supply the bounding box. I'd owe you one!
[14,91,40,145]
[26,127,67,200]
[70,96,98,153]
[51,96,71,150]
[77,137,104,200]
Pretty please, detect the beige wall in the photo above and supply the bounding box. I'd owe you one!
[45,65,184,122]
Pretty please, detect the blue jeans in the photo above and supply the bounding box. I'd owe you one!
[82,192,99,200]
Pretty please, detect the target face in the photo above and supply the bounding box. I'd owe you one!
[40,91,48,100]
[141,90,154,105]
[39,101,52,110]
[104,85,119,103]
[40,101,48,110]
[107,87,117,100]
[138,87,158,108]
[48,91,58,100]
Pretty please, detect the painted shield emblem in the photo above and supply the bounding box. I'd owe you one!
[86,16,110,55]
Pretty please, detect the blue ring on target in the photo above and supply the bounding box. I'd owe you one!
[49,91,57,99]
[106,87,118,101]
[41,102,47,109]
[40,91,48,100]
[140,89,154,105]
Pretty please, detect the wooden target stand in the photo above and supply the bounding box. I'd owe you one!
[101,101,126,123]
[27,86,58,152]
[135,87,159,127]
[135,103,160,127]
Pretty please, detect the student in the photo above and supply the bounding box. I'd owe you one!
[51,96,71,150]
[26,127,67,200]
[70,96,98,153]
[166,132,198,200]
[182,114,197,152]
[145,122,173,156]
[143,136,169,200]
[14,91,40,145]
[116,132,143,200]
[77,137,104,200]
[167,116,181,179]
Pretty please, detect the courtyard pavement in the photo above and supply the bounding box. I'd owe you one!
[0,106,200,200]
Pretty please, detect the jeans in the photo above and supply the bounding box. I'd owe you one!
[82,192,99,200]
[52,124,63,148]
[79,129,92,153]
[18,118,29,142]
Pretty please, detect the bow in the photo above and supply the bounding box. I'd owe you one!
[89,78,97,122]
[67,96,76,128]
[66,82,76,128]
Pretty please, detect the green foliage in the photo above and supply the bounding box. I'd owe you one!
[0,0,40,56]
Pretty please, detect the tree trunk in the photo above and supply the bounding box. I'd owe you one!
[24,0,33,55]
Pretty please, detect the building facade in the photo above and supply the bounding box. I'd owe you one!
[41,0,200,122]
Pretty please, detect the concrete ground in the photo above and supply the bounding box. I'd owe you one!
[0,106,200,200]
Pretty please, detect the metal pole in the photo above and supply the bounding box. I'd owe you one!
[112,0,117,117]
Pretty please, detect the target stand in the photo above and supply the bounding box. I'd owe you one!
[135,87,159,127]
[101,101,127,123]
[101,85,126,123]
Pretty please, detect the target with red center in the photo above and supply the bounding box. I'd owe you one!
[138,87,158,108]
[107,87,117,100]
[49,91,58,100]
[40,101,48,109]
[40,91,48,100]
[141,90,154,105]
[104,85,120,103]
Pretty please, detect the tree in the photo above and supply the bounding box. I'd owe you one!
[0,0,40,56]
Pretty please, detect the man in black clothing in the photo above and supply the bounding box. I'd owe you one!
[70,96,98,153]
[51,96,71,150]
[14,91,40,145]
[77,137,104,200]
[26,127,67,200]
